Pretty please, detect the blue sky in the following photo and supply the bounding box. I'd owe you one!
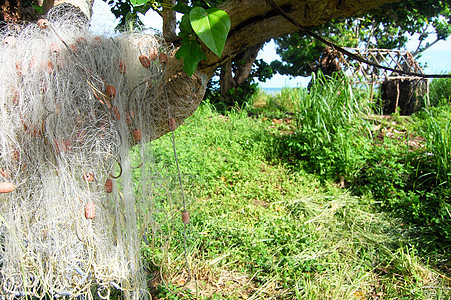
[91,0,451,88]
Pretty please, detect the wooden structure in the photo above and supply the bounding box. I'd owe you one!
[323,47,429,115]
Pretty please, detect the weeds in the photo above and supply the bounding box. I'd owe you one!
[139,77,451,299]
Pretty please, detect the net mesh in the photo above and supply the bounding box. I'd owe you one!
[0,4,203,298]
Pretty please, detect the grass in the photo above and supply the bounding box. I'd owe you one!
[135,75,451,299]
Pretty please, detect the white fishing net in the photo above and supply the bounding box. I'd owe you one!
[0,4,204,298]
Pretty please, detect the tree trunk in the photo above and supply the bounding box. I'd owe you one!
[220,59,234,98]
[162,0,177,41]
[233,42,263,86]
[219,42,264,100]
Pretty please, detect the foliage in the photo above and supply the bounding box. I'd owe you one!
[139,95,450,298]
[268,72,374,182]
[106,0,230,76]
[205,58,273,110]
[272,0,451,77]
[248,75,451,249]
[175,4,230,75]
[271,20,362,77]
[189,7,230,57]
[429,75,451,106]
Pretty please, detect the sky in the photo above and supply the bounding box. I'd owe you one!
[90,0,451,88]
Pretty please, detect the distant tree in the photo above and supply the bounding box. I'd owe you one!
[271,0,451,78]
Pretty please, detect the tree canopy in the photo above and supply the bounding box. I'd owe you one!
[271,0,451,78]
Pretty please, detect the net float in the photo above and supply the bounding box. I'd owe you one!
[53,139,71,153]
[43,60,53,74]
[0,182,15,193]
[15,60,23,76]
[83,173,94,182]
[118,59,126,74]
[112,106,120,120]
[84,201,95,219]
[133,128,142,141]
[105,98,112,110]
[11,149,20,162]
[37,19,49,29]
[149,47,158,61]
[168,117,177,131]
[139,54,151,68]
[10,87,20,105]
[76,37,87,45]
[3,36,17,47]
[0,168,10,179]
[68,44,77,53]
[181,210,189,224]
[104,179,113,193]
[50,42,60,55]
[159,52,168,64]
[106,85,116,98]
[93,36,102,45]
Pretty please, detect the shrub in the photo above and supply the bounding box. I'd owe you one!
[429,76,451,106]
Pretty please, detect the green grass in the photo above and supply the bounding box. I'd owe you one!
[134,77,451,299]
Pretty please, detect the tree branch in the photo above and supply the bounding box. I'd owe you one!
[198,0,400,75]
[162,0,177,41]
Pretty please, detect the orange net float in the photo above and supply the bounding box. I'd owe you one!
[0,182,15,193]
[112,106,120,121]
[37,19,49,29]
[3,36,17,47]
[168,117,177,131]
[104,179,113,193]
[138,54,151,68]
[0,168,11,179]
[149,47,158,61]
[83,173,94,182]
[181,210,189,224]
[84,201,95,219]
[50,42,60,55]
[117,59,126,74]
[106,85,116,98]
[133,128,142,141]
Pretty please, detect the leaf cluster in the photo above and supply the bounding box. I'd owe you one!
[174,2,230,75]
[105,0,230,76]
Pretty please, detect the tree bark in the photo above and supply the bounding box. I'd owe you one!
[162,0,177,41]
[220,59,234,98]
[233,43,263,86]
[219,42,263,99]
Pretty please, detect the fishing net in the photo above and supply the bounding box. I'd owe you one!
[0,4,204,298]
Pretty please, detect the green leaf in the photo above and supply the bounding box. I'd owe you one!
[179,14,194,37]
[172,2,191,14]
[130,0,147,7]
[175,37,207,76]
[32,4,44,14]
[190,7,231,57]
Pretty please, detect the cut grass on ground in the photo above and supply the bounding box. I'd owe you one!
[139,101,451,299]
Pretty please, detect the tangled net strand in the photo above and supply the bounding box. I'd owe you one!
[0,4,204,299]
